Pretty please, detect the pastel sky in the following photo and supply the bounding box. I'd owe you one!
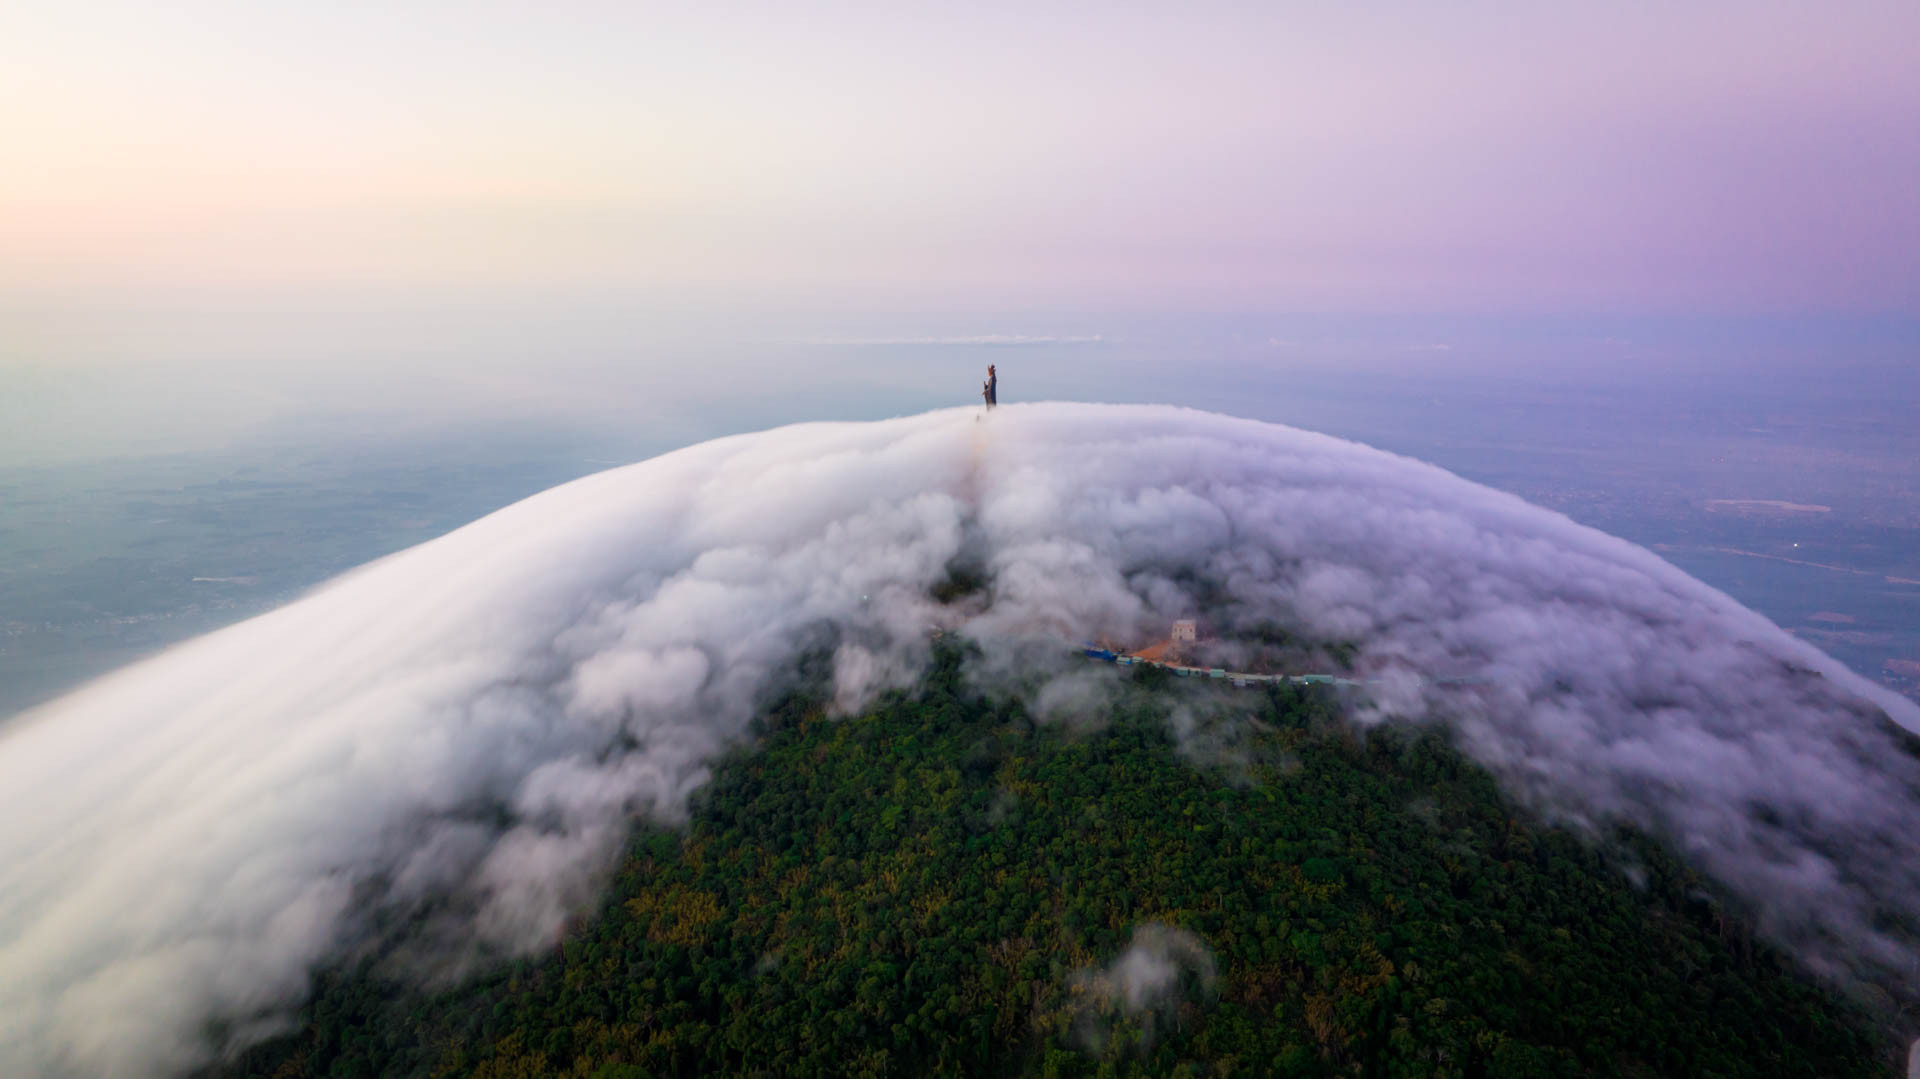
[6,2,1917,317]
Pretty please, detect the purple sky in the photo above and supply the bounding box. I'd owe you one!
[3,2,1916,318]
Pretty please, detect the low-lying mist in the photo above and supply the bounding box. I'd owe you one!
[1,403,1915,1078]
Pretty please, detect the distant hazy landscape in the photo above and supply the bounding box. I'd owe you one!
[5,319,1914,722]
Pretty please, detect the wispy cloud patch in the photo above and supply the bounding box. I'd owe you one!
[1068,923,1218,1055]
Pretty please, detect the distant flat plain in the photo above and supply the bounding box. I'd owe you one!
[3,336,1915,720]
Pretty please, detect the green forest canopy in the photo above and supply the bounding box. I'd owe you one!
[220,643,1896,1078]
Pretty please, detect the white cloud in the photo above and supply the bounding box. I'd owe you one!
[1,402,1916,1077]
[1068,923,1218,1054]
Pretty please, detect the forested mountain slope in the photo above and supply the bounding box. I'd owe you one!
[220,646,1892,1078]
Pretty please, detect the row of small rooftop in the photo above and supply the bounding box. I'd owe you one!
[1079,644,1369,689]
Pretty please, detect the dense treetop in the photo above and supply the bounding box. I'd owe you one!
[219,644,1893,1078]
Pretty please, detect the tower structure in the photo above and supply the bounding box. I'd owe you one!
[1170,619,1197,659]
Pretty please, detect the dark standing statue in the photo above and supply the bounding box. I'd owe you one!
[983,364,998,409]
